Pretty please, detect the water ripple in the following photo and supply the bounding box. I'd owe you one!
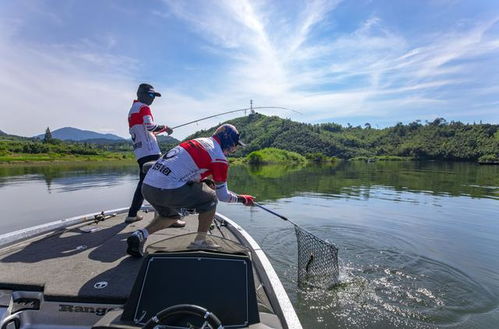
[294,228,497,328]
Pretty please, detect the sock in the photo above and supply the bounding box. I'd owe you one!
[195,232,207,242]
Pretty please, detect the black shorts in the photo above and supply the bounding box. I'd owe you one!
[142,182,218,217]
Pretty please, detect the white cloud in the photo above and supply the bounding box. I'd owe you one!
[1,0,498,141]
[161,1,499,124]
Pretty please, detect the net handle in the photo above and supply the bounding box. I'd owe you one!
[253,202,337,248]
[253,202,297,226]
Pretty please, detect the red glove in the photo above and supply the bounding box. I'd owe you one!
[238,194,255,206]
[155,125,173,135]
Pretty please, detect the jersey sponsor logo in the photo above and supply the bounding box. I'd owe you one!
[152,162,172,176]
[58,304,114,316]
[162,147,180,160]
[133,141,143,150]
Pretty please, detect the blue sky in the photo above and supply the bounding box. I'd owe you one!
[0,0,498,139]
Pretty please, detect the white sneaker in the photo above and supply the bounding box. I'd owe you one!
[188,240,220,250]
[125,215,143,223]
[171,219,186,228]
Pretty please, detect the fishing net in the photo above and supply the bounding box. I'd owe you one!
[295,225,339,288]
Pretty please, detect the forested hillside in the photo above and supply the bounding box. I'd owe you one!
[1,114,497,163]
[187,114,498,161]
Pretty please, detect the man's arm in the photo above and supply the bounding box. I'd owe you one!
[211,160,255,205]
[214,181,239,203]
[152,125,173,135]
[141,106,173,135]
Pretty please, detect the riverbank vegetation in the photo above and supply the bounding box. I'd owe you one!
[0,130,181,164]
[246,148,307,165]
[0,138,134,163]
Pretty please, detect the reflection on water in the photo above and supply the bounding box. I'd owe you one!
[230,161,499,201]
[0,160,498,328]
[0,162,137,193]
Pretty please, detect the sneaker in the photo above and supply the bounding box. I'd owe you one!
[127,231,146,257]
[170,219,186,228]
[125,215,143,223]
[188,239,220,250]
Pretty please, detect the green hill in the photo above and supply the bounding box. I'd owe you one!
[186,114,499,162]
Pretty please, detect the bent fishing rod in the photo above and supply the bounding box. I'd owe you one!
[170,106,301,130]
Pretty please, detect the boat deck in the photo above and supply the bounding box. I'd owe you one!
[0,211,270,308]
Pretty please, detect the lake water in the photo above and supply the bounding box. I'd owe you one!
[0,161,498,329]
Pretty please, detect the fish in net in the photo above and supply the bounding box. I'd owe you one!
[254,202,339,288]
[295,225,339,288]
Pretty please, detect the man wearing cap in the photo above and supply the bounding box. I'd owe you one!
[126,83,185,228]
[126,123,255,257]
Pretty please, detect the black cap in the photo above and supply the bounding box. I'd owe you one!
[137,83,161,97]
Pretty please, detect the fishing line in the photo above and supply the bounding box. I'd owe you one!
[171,106,301,130]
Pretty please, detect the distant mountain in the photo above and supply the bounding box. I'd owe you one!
[35,127,125,141]
[157,135,179,144]
[0,130,6,136]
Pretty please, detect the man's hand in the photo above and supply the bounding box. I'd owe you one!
[238,194,255,206]
[155,125,173,135]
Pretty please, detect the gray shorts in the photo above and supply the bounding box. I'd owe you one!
[142,182,218,218]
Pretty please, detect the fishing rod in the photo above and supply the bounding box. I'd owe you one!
[170,105,301,130]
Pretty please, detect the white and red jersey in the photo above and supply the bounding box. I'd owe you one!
[128,100,161,160]
[144,137,228,189]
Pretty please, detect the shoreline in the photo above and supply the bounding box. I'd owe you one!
[0,158,136,167]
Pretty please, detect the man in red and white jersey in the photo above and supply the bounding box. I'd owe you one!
[125,83,184,228]
[126,124,255,257]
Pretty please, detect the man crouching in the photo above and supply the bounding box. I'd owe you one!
[126,124,255,257]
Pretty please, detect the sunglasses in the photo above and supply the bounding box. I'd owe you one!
[147,93,156,98]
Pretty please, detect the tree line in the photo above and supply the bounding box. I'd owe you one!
[1,117,497,162]
[187,114,498,162]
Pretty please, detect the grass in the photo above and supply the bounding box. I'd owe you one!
[246,148,307,165]
[0,152,134,164]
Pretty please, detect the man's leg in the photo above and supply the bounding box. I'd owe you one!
[127,168,146,218]
[127,214,179,257]
[145,215,179,234]
[127,155,162,223]
[195,208,216,242]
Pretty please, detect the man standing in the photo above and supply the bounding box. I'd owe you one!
[126,83,185,228]
[126,124,255,257]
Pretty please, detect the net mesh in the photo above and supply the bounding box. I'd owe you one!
[295,225,339,288]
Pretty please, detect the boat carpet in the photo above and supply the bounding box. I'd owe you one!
[0,212,243,304]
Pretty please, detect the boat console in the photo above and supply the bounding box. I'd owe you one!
[92,234,263,328]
